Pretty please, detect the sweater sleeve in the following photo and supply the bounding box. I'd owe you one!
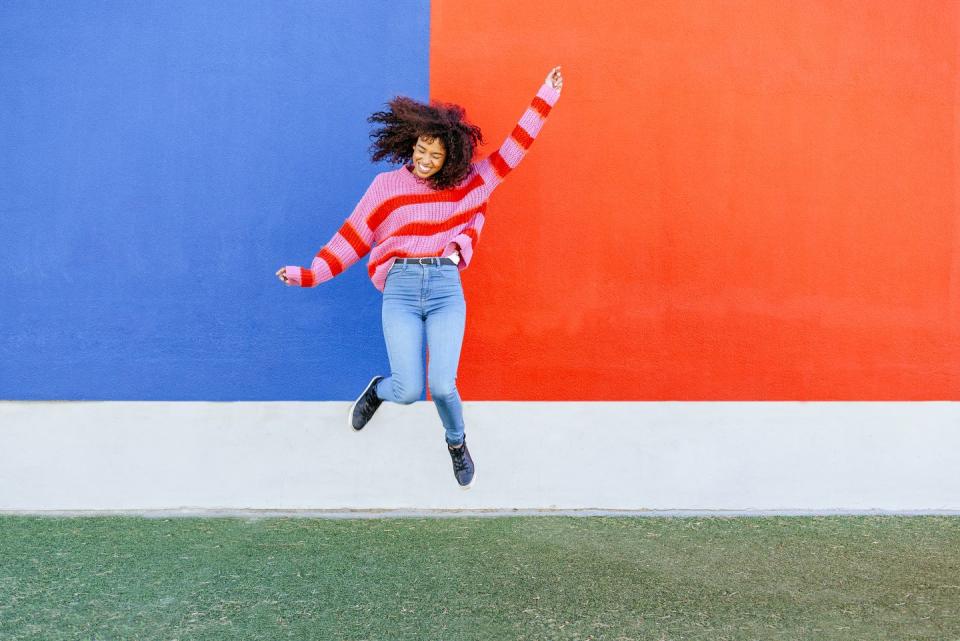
[283,176,381,288]
[474,80,561,189]
[442,206,486,272]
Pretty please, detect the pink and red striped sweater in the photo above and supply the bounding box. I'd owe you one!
[283,79,561,292]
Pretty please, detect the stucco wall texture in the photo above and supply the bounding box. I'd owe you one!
[430,0,959,400]
[1,1,957,401]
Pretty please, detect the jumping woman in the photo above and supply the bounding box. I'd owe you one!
[276,66,564,489]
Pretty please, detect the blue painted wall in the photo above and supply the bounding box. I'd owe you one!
[0,0,431,400]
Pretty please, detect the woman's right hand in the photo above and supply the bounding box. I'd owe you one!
[276,267,291,285]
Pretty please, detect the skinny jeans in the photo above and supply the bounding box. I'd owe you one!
[374,260,467,446]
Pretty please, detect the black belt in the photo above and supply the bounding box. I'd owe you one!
[394,257,456,265]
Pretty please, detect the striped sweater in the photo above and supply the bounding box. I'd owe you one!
[283,79,561,292]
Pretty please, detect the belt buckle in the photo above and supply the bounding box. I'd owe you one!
[416,257,435,266]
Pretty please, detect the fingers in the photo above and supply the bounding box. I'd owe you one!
[547,65,563,90]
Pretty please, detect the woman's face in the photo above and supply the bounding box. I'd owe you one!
[411,135,446,179]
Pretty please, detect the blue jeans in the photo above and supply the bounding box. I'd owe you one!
[374,260,467,446]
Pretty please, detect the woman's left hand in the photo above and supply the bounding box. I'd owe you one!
[545,65,563,91]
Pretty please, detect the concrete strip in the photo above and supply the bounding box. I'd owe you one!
[1,400,958,511]
[3,509,960,519]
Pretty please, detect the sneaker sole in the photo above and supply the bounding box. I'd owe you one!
[348,375,382,432]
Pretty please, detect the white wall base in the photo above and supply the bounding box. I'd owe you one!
[1,401,957,512]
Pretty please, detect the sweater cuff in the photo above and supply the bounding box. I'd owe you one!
[443,242,460,260]
[445,239,471,271]
[284,265,302,286]
[537,81,561,107]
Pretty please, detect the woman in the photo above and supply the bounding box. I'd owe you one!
[277,66,564,489]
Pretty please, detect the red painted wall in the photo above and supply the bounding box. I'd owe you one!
[430,0,959,400]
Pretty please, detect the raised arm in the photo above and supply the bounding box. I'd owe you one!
[475,65,563,189]
[279,176,382,288]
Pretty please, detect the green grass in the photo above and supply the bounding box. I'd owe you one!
[1,516,958,640]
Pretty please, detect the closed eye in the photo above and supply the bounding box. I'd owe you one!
[416,146,443,159]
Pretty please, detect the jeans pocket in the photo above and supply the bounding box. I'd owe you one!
[384,269,401,289]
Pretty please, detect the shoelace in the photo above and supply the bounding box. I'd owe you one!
[361,388,381,419]
[450,445,468,472]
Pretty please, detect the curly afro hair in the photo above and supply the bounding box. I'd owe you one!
[367,96,484,191]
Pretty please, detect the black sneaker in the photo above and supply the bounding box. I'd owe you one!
[348,375,385,431]
[447,437,476,489]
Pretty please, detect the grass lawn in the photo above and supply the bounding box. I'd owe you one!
[1,515,958,640]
